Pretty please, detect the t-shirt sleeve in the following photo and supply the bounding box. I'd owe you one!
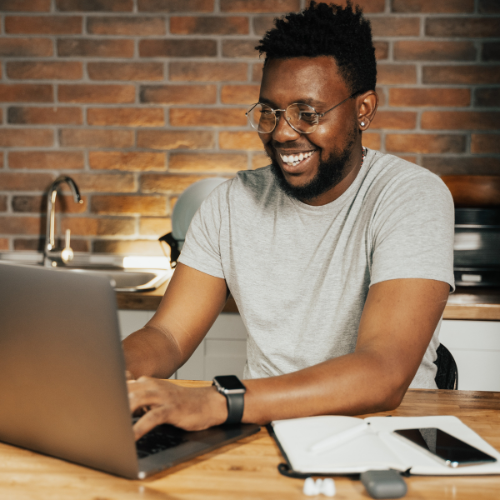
[176,181,228,280]
[369,171,455,291]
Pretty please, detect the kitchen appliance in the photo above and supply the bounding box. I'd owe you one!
[454,208,500,287]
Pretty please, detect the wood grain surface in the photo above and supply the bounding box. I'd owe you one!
[1,383,499,499]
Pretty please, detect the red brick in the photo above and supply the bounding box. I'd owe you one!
[0,84,53,103]
[6,61,82,80]
[59,84,135,103]
[370,111,417,130]
[0,0,50,12]
[0,196,7,212]
[0,129,53,147]
[88,62,164,81]
[324,0,386,13]
[252,63,264,82]
[169,153,247,172]
[369,16,420,36]
[93,239,163,256]
[426,17,500,37]
[171,16,248,35]
[139,39,216,58]
[362,133,381,151]
[169,62,247,82]
[13,238,89,252]
[89,151,165,171]
[424,65,500,84]
[386,134,466,154]
[253,16,274,36]
[471,134,500,154]
[170,108,246,127]
[0,216,41,235]
[422,156,500,175]
[475,88,500,106]
[0,152,3,167]
[0,38,53,57]
[0,238,8,250]
[140,85,216,104]
[395,41,475,61]
[141,173,219,193]
[422,111,500,130]
[479,0,500,13]
[252,154,270,170]
[138,0,214,12]
[60,129,133,148]
[219,132,263,151]
[12,194,88,213]
[91,195,166,215]
[9,151,84,170]
[392,0,474,13]
[137,130,214,150]
[377,65,417,85]
[390,88,471,107]
[8,106,82,125]
[0,172,54,190]
[56,0,133,11]
[374,42,388,61]
[220,0,299,12]
[87,107,164,126]
[57,39,133,58]
[5,16,82,34]
[139,217,172,236]
[222,40,262,59]
[61,217,134,236]
[87,16,165,35]
[70,173,135,192]
[221,85,259,105]
[483,42,500,62]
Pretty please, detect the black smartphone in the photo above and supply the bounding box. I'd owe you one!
[393,428,497,468]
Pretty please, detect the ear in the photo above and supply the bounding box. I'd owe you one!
[356,90,378,131]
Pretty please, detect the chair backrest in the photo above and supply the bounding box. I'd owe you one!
[434,343,459,390]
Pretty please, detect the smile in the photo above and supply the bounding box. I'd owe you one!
[279,150,316,167]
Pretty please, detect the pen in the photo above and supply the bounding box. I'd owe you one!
[309,421,371,454]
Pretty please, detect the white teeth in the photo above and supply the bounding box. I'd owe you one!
[280,150,314,166]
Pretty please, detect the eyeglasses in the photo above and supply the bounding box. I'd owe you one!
[246,92,359,135]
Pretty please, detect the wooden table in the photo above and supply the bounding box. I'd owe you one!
[1,383,500,499]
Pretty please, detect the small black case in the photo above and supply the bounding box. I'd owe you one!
[360,470,407,499]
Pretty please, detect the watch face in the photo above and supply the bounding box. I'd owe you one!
[214,375,245,391]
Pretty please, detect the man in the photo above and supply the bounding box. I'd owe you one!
[124,2,454,440]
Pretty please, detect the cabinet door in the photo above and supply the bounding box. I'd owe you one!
[440,320,500,391]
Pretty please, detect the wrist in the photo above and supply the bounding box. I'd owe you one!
[206,386,229,427]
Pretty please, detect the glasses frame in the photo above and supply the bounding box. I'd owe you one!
[246,91,361,135]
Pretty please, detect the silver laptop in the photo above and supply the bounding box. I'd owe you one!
[0,261,259,479]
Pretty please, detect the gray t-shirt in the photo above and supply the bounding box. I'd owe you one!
[179,149,455,389]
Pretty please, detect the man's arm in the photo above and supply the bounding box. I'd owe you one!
[127,273,449,439]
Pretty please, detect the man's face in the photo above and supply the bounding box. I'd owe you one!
[258,56,360,205]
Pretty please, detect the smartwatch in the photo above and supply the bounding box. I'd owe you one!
[212,375,246,425]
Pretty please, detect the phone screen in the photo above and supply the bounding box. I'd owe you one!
[394,428,497,467]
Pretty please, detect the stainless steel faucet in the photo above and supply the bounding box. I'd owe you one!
[44,175,83,267]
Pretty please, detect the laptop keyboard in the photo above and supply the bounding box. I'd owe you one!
[135,423,188,459]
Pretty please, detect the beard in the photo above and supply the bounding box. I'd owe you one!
[269,132,357,203]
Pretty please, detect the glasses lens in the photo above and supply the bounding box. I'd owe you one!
[248,104,276,133]
[286,104,319,133]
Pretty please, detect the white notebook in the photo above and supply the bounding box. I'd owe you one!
[270,415,500,475]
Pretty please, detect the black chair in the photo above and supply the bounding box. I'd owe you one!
[434,343,459,390]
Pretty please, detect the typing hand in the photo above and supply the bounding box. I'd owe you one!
[127,377,227,440]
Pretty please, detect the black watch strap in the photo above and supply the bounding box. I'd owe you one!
[224,392,244,425]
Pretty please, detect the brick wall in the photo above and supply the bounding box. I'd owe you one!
[0,0,499,256]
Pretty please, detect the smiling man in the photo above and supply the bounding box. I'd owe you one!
[123,2,454,439]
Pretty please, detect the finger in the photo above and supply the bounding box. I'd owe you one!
[133,407,168,441]
[127,378,169,414]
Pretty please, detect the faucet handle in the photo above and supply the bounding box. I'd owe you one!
[61,229,74,264]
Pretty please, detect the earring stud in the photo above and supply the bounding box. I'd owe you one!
[360,121,366,127]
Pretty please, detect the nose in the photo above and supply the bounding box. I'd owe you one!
[272,111,301,143]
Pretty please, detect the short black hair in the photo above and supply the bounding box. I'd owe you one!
[256,1,376,95]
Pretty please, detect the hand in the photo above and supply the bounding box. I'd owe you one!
[127,377,227,440]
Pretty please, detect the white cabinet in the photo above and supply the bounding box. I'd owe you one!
[118,310,248,381]
[440,320,500,392]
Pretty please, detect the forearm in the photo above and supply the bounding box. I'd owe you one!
[241,350,408,425]
[122,324,183,379]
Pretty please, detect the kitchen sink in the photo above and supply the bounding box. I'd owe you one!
[0,252,172,292]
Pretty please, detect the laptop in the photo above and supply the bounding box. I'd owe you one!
[0,261,260,479]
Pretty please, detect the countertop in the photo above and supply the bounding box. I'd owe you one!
[1,382,500,499]
[117,284,500,321]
